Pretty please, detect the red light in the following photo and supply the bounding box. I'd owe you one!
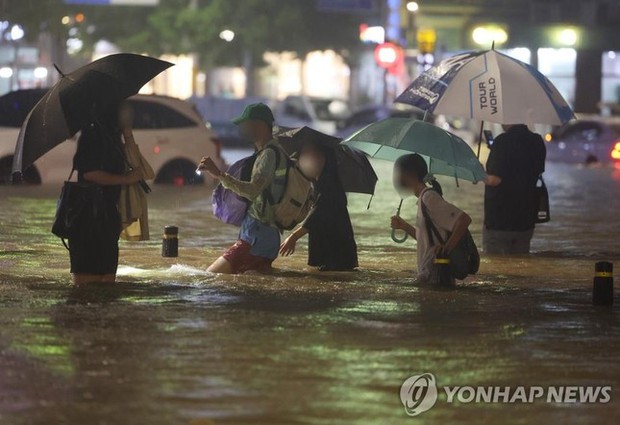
[153,146,161,154]
[374,42,403,69]
[75,13,84,23]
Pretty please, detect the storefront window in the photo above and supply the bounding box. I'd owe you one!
[602,51,620,104]
[503,47,531,64]
[537,48,576,106]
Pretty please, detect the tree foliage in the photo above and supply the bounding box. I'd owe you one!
[1,0,364,66]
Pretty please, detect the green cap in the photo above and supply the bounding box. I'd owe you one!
[232,103,275,126]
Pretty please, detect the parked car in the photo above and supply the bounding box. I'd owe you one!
[274,95,350,135]
[545,116,620,164]
[190,95,270,148]
[335,105,426,139]
[0,92,226,185]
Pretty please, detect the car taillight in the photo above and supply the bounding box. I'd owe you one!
[612,141,620,160]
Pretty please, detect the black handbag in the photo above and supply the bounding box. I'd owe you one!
[534,175,550,224]
[51,170,104,248]
[421,196,480,280]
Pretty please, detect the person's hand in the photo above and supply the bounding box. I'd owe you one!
[391,215,408,231]
[279,235,298,257]
[124,168,142,184]
[484,174,502,187]
[198,157,223,179]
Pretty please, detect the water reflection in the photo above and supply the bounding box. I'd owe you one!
[0,159,619,423]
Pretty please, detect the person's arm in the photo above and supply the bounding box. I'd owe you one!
[423,191,471,253]
[443,213,472,253]
[391,216,417,239]
[484,136,506,187]
[202,149,277,200]
[83,169,142,186]
[279,226,309,256]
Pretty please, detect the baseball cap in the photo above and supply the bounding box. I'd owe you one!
[232,103,275,126]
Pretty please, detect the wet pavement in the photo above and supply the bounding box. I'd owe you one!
[0,157,619,424]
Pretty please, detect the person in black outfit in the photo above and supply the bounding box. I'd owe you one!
[68,104,142,286]
[279,142,358,271]
[483,124,546,254]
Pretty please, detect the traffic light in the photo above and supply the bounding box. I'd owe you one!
[417,28,436,54]
[374,42,404,74]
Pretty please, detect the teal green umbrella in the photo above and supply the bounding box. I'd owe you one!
[342,118,486,184]
[343,118,486,243]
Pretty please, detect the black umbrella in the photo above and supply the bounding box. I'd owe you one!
[12,53,173,176]
[277,126,378,196]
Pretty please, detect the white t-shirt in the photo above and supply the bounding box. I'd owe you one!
[414,188,464,282]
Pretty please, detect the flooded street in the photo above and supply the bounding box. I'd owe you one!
[1,156,619,424]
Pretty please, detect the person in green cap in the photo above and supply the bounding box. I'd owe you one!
[198,103,287,274]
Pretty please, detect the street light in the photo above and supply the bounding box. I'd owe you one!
[9,24,24,41]
[0,67,13,79]
[472,25,508,47]
[34,67,48,79]
[557,28,578,46]
[406,1,419,13]
[219,29,235,42]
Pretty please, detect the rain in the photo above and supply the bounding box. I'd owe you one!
[1,1,620,424]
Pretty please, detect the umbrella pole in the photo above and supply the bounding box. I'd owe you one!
[366,194,374,210]
[476,121,484,158]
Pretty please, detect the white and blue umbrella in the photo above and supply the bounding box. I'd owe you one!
[396,49,575,126]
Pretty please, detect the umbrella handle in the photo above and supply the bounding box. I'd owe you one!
[391,228,409,244]
[391,199,409,244]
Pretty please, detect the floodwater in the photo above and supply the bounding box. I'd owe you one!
[0,155,619,425]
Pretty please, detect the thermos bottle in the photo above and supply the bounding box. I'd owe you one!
[434,254,454,287]
[162,226,179,258]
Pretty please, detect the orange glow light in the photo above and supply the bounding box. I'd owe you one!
[75,13,85,23]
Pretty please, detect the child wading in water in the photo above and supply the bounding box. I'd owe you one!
[390,154,472,284]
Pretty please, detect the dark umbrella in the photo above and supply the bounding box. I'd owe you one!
[277,126,378,196]
[12,53,173,176]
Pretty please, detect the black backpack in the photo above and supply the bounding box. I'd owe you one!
[420,191,480,280]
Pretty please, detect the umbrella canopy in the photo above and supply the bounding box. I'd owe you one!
[12,53,173,175]
[343,118,486,184]
[395,49,574,126]
[277,126,378,195]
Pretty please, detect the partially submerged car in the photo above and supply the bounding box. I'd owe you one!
[545,116,620,164]
[0,91,226,185]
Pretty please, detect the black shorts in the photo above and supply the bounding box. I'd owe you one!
[68,208,122,275]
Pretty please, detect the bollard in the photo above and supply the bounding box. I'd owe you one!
[593,261,613,306]
[434,255,454,287]
[162,226,179,258]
